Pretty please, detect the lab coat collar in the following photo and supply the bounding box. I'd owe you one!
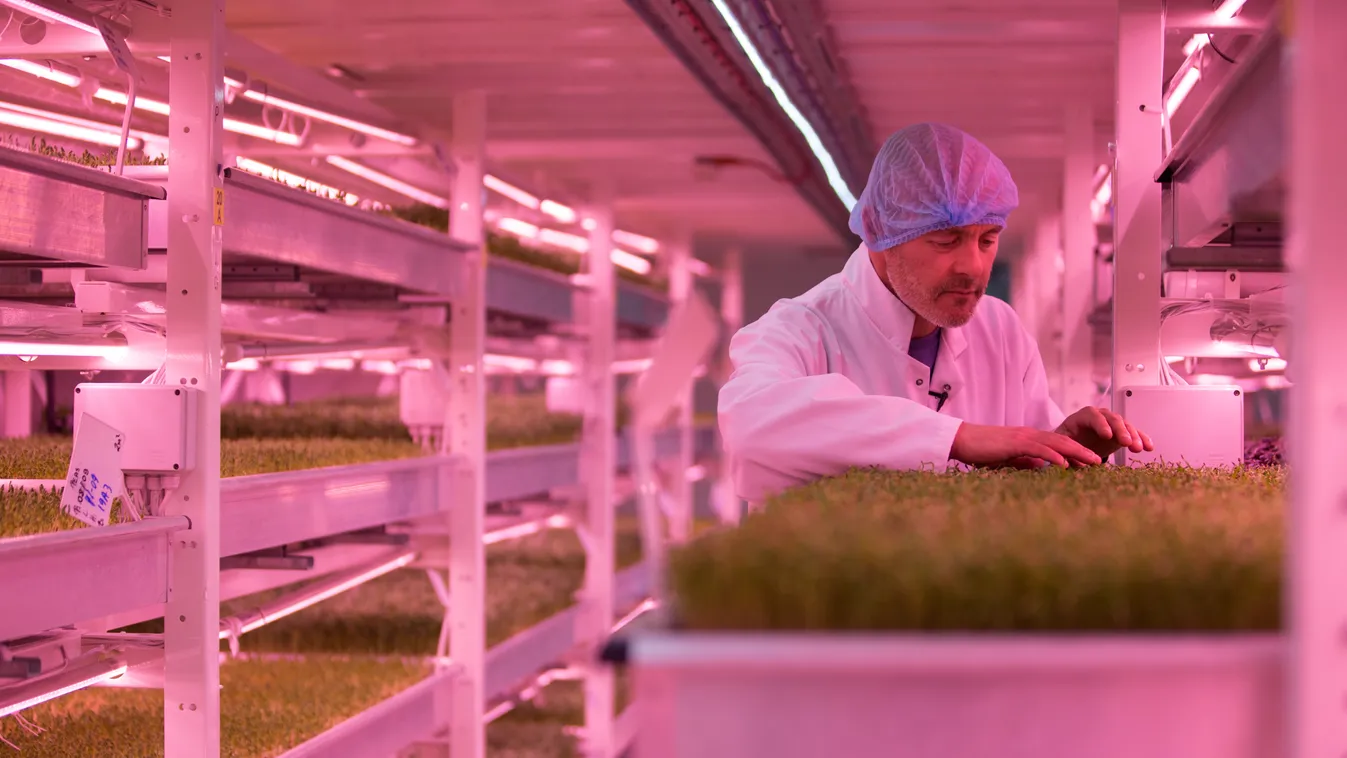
[841,243,969,360]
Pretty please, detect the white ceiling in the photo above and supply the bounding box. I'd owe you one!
[220,0,839,251]
[0,0,1246,258]
[819,0,1124,246]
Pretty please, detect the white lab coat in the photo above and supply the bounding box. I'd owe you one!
[718,244,1066,503]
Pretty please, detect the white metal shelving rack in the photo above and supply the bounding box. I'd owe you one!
[0,3,737,757]
[620,1,1338,757]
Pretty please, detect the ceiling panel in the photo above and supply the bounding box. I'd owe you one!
[216,0,849,250]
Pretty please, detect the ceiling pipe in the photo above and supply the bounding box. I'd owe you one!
[621,0,860,242]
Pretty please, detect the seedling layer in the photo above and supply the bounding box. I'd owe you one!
[671,465,1283,633]
[385,203,668,293]
[2,517,651,755]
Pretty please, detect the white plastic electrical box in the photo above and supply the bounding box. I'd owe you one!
[1118,385,1245,468]
[399,369,448,428]
[73,384,198,473]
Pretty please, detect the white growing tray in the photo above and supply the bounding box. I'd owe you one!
[628,633,1283,758]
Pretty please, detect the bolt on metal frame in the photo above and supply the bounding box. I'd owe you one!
[1110,0,1166,462]
[444,89,489,758]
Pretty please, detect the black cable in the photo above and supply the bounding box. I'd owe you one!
[1208,37,1237,63]
[1205,0,1238,63]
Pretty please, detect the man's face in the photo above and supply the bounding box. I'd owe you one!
[881,224,1001,328]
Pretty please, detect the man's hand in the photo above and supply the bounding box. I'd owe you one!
[950,423,1102,469]
[1055,406,1153,460]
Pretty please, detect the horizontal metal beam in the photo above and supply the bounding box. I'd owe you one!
[1166,246,1284,272]
[276,667,460,758]
[220,458,454,556]
[1,516,189,641]
[1156,27,1282,181]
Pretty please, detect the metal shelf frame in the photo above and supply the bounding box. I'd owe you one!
[0,0,746,754]
[0,12,736,757]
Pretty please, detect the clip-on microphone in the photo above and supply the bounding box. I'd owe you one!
[928,387,950,412]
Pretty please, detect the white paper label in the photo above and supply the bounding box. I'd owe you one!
[61,413,126,528]
[94,17,142,84]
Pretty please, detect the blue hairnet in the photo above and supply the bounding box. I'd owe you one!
[849,123,1019,251]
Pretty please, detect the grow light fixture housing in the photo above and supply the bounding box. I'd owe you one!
[0,340,128,360]
[324,155,447,209]
[0,658,128,718]
[0,0,98,35]
[0,100,145,150]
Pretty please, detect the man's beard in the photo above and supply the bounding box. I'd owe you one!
[886,261,984,329]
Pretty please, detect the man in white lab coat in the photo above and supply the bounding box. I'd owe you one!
[718,123,1153,503]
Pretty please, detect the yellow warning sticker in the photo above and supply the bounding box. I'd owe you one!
[213,188,225,226]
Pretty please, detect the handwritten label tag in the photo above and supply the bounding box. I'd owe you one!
[61,413,126,528]
[213,188,225,226]
[93,17,142,84]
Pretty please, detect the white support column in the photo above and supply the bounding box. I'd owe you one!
[667,238,694,543]
[3,370,32,437]
[579,202,617,758]
[445,90,488,758]
[1062,104,1098,414]
[1287,4,1347,757]
[714,246,742,525]
[1111,0,1165,432]
[163,0,225,754]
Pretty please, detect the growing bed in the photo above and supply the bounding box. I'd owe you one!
[627,465,1285,758]
[0,394,584,539]
[2,140,666,296]
[0,395,668,755]
[1,526,643,757]
[385,203,668,294]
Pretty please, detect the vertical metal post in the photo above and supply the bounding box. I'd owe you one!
[1062,104,1098,413]
[714,246,743,525]
[2,371,32,437]
[1111,0,1165,430]
[163,0,225,754]
[1287,3,1347,757]
[580,203,617,758]
[667,237,694,543]
[445,90,487,758]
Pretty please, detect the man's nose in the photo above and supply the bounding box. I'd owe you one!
[949,239,985,278]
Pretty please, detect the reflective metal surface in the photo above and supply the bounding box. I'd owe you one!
[0,146,162,270]
[218,168,467,297]
[0,516,189,641]
[220,456,454,556]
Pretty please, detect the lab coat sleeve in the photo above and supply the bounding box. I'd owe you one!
[717,303,965,503]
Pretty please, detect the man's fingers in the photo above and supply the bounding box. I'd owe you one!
[1099,409,1132,447]
[1088,408,1114,439]
[1121,419,1146,452]
[1041,432,1103,466]
[1024,443,1068,468]
[1138,427,1155,451]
